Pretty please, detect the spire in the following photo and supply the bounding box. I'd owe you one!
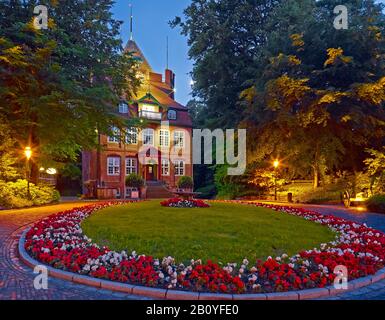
[129,3,133,41]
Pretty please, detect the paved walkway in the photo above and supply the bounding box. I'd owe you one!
[306,204,385,299]
[0,201,384,300]
[0,202,147,300]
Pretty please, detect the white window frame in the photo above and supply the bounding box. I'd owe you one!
[161,159,170,176]
[125,158,137,175]
[125,127,138,145]
[108,126,120,143]
[107,157,120,176]
[159,129,169,147]
[174,160,185,176]
[119,102,128,114]
[174,131,185,148]
[142,128,154,146]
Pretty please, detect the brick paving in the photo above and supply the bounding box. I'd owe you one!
[0,201,384,300]
[0,202,148,300]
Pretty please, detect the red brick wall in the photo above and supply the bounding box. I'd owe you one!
[83,125,193,198]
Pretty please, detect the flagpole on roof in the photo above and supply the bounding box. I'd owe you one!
[129,3,133,41]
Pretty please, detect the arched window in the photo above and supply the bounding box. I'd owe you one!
[167,109,177,120]
[119,101,128,113]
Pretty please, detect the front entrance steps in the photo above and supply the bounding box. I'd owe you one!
[146,181,174,199]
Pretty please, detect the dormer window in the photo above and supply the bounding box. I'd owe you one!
[167,109,177,120]
[119,102,128,113]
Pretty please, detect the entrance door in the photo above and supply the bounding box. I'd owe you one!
[146,165,156,181]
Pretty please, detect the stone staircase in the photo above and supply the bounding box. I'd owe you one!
[145,181,174,199]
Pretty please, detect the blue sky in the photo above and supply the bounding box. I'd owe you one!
[112,0,193,106]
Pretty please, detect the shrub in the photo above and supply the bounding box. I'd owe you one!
[0,179,60,209]
[195,184,216,199]
[177,176,193,189]
[366,194,385,213]
[125,173,144,189]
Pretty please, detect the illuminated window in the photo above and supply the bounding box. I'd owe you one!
[107,157,120,176]
[125,158,137,175]
[174,131,185,148]
[125,127,138,144]
[141,104,157,112]
[161,159,170,176]
[142,128,154,145]
[108,126,120,143]
[159,129,169,147]
[174,160,185,176]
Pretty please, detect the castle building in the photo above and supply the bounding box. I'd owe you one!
[82,39,193,199]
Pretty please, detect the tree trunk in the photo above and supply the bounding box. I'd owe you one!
[313,143,321,189]
[313,166,320,189]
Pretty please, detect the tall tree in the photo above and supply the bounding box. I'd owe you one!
[241,0,385,187]
[172,0,280,129]
[0,0,140,182]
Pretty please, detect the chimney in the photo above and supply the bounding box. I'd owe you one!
[165,69,175,99]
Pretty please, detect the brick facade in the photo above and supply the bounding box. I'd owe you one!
[82,40,193,198]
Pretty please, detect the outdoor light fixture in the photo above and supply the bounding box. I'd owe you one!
[46,168,57,175]
[273,159,280,201]
[24,146,32,200]
[273,159,279,168]
[24,146,32,160]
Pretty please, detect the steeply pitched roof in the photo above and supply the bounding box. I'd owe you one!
[124,40,192,127]
[125,40,153,73]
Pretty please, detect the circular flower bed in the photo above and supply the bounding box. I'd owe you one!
[24,201,385,294]
[160,198,210,208]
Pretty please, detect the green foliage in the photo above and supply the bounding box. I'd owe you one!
[178,0,385,191]
[0,179,60,208]
[177,176,194,189]
[125,173,144,189]
[241,0,385,187]
[195,184,216,199]
[214,165,242,199]
[0,121,22,181]
[60,163,82,180]
[365,148,385,193]
[0,0,140,174]
[172,0,278,129]
[366,194,385,213]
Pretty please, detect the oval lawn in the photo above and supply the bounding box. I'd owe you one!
[81,200,336,264]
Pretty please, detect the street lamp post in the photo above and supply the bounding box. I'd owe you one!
[273,159,279,201]
[24,147,32,200]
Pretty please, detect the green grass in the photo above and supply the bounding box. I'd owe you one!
[82,200,336,264]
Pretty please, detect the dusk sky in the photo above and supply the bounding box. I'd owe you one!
[112,0,193,106]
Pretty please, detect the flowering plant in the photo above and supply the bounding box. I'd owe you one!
[24,200,385,294]
[160,198,210,208]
